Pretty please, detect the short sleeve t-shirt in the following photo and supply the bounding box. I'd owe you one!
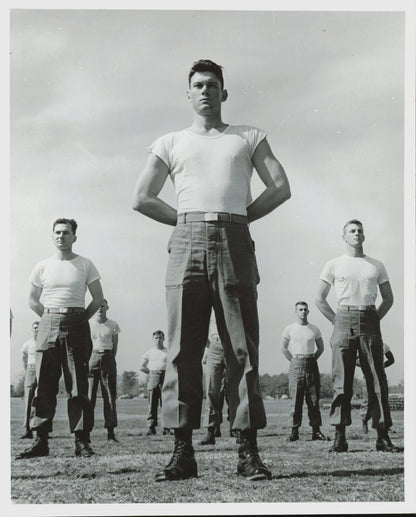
[90,318,121,351]
[148,125,267,216]
[29,255,100,308]
[281,323,322,355]
[142,348,167,372]
[320,255,389,306]
[21,338,37,366]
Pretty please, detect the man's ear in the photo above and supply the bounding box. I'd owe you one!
[186,90,191,102]
[222,89,228,102]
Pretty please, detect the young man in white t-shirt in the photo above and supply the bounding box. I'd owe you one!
[316,219,397,453]
[89,299,121,442]
[20,321,39,439]
[281,302,327,442]
[139,330,168,435]
[17,218,104,460]
[133,59,291,482]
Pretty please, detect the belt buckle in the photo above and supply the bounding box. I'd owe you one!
[204,212,219,222]
[59,307,69,314]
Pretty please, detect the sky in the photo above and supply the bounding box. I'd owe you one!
[8,6,413,391]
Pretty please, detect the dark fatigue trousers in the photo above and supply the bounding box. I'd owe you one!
[147,370,165,428]
[31,312,93,434]
[289,356,322,428]
[89,350,118,429]
[330,307,392,430]
[162,220,266,431]
[203,340,229,428]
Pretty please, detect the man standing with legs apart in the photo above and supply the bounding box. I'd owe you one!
[133,59,291,481]
[315,219,397,452]
[17,218,104,459]
[89,299,120,442]
[20,321,39,439]
[139,330,169,435]
[281,302,327,442]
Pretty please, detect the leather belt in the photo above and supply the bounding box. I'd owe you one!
[45,307,85,314]
[338,305,376,311]
[177,212,248,225]
[94,349,112,354]
[292,354,316,358]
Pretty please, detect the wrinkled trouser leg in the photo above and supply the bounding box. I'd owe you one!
[289,359,306,428]
[304,359,322,427]
[204,343,226,428]
[162,221,266,431]
[23,365,37,432]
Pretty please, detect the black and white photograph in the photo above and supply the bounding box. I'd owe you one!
[5,1,415,516]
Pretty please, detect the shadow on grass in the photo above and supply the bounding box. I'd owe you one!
[272,466,404,480]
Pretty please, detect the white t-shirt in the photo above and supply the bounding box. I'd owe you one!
[320,255,389,306]
[142,348,167,372]
[148,125,267,215]
[29,255,100,308]
[21,338,37,366]
[281,323,322,356]
[90,318,121,351]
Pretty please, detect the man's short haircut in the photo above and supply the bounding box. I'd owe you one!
[295,301,308,309]
[53,218,78,235]
[153,330,165,338]
[188,59,224,89]
[343,219,363,233]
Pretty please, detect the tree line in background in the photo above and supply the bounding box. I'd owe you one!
[11,370,369,400]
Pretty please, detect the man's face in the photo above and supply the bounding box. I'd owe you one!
[343,223,365,248]
[187,71,226,115]
[52,223,76,251]
[153,333,165,348]
[295,304,309,321]
[97,301,108,318]
[32,322,39,340]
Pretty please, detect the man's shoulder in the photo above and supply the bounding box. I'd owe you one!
[363,255,386,269]
[307,322,321,334]
[105,318,120,329]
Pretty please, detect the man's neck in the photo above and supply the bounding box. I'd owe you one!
[345,246,365,258]
[296,319,308,326]
[96,315,107,324]
[55,250,77,261]
[189,113,227,134]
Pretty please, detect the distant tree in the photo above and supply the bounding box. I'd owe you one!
[11,374,25,398]
[260,373,289,398]
[121,371,139,397]
[320,373,333,398]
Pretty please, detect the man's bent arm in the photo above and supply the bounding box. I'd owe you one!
[85,280,105,320]
[139,357,149,375]
[112,334,119,357]
[132,154,177,226]
[384,350,395,368]
[29,284,44,317]
[281,338,292,362]
[315,337,324,359]
[315,280,336,323]
[247,139,291,222]
[377,281,394,320]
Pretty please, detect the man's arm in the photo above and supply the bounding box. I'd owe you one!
[247,139,291,223]
[139,356,149,375]
[315,337,324,360]
[22,348,28,370]
[377,281,394,320]
[384,350,395,368]
[281,337,292,362]
[315,280,336,323]
[85,279,105,320]
[29,284,44,317]
[112,334,119,357]
[132,154,177,226]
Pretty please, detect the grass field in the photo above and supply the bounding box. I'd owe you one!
[10,397,404,505]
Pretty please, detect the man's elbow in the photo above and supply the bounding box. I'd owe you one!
[132,190,153,213]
